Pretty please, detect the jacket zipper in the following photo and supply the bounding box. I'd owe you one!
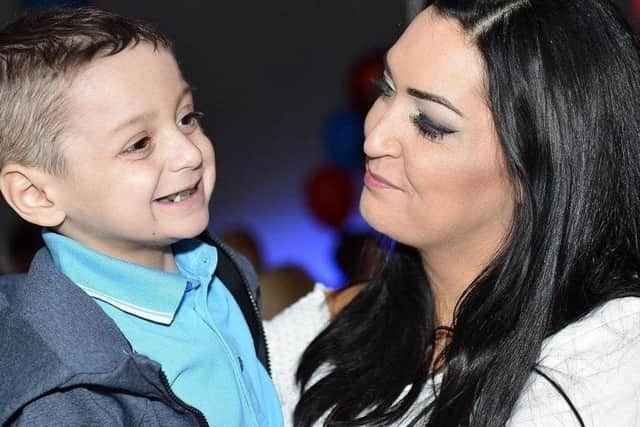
[247,279,272,374]
[159,369,209,427]
[121,335,209,426]
[216,242,272,375]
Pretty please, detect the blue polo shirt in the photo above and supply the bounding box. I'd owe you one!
[43,230,282,427]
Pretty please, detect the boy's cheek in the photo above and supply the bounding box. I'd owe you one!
[206,145,216,194]
[204,165,216,201]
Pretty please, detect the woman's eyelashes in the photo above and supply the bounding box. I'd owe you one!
[412,113,456,141]
[373,76,395,99]
[373,75,456,141]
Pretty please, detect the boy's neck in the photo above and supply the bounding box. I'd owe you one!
[156,249,179,273]
[57,231,180,273]
[112,245,179,273]
[107,244,179,273]
[97,242,179,273]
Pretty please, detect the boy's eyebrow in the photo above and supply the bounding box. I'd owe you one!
[176,83,194,108]
[111,84,194,135]
[111,111,157,135]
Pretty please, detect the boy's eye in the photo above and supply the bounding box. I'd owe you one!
[178,111,204,132]
[123,136,151,154]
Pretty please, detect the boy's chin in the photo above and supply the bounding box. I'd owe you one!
[137,216,211,247]
[168,219,210,241]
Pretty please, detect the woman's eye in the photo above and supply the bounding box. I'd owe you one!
[412,113,456,141]
[373,77,395,99]
[123,136,151,154]
[178,111,204,132]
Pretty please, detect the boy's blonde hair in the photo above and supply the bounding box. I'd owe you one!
[0,7,171,174]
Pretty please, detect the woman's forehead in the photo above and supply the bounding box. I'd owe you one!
[387,7,487,115]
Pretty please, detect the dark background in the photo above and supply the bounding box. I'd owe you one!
[0,0,633,285]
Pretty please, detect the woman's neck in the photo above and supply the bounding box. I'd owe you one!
[420,237,501,327]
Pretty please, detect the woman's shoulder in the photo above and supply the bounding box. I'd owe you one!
[264,285,330,336]
[542,296,640,351]
[264,286,331,427]
[509,297,640,426]
[264,286,331,373]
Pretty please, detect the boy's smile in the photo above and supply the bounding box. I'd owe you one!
[46,43,216,269]
[154,177,205,206]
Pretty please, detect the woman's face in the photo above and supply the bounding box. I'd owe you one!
[360,7,514,255]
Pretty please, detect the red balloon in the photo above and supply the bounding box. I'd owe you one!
[305,165,355,229]
[349,52,385,114]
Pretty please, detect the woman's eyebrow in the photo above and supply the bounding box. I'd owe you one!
[383,55,395,82]
[407,87,464,117]
[384,54,464,118]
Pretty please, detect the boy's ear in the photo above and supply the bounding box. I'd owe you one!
[0,163,66,227]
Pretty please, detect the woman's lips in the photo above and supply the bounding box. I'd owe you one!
[364,169,400,190]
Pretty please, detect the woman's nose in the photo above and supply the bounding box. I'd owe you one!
[363,99,402,159]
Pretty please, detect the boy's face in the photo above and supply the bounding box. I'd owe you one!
[49,43,215,262]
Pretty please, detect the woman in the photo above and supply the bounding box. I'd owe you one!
[265,0,640,425]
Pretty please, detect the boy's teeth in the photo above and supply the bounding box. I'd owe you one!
[166,189,194,202]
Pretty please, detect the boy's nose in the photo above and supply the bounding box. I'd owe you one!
[167,133,203,172]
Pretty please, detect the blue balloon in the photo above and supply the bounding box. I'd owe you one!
[322,110,365,173]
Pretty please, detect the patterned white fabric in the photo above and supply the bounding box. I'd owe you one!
[266,289,640,426]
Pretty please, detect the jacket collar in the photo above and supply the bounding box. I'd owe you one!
[42,231,218,325]
[0,247,186,421]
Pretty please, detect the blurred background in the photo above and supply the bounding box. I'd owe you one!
[0,0,635,295]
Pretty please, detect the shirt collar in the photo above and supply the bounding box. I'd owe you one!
[42,230,218,325]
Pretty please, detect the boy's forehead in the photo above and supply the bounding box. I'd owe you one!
[64,44,189,135]
[71,44,183,89]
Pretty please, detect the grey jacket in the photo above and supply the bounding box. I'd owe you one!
[0,236,268,426]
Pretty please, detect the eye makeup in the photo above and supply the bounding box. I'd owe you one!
[373,74,395,99]
[412,112,457,141]
[373,69,458,142]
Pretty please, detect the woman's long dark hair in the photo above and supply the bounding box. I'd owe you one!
[294,0,640,425]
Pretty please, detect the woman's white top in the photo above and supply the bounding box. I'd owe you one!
[264,288,640,426]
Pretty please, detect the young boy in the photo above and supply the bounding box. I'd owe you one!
[0,7,282,426]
